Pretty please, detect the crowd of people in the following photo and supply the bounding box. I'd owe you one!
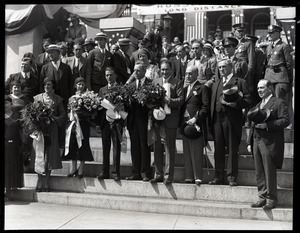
[5,15,294,210]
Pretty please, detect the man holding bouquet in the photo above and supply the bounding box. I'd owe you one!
[126,61,153,181]
[96,67,124,181]
[151,60,184,184]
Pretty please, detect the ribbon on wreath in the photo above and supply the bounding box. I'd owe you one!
[30,131,45,174]
[64,110,84,155]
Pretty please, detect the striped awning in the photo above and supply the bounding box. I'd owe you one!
[5,4,128,35]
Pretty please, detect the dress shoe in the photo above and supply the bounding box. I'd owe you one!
[143,177,150,182]
[208,179,223,185]
[114,176,120,181]
[150,176,163,183]
[125,175,142,180]
[229,181,237,186]
[163,179,172,185]
[263,203,276,210]
[195,179,204,186]
[97,174,109,180]
[250,200,266,208]
[78,172,84,179]
[67,170,78,178]
[183,179,195,184]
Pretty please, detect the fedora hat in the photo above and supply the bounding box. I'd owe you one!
[153,107,166,121]
[46,44,61,53]
[221,84,243,103]
[181,123,202,139]
[94,32,108,40]
[118,38,130,46]
[247,106,271,124]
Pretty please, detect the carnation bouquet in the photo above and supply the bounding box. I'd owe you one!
[68,90,103,113]
[133,83,166,109]
[20,101,54,135]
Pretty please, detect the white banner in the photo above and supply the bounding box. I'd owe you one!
[137,5,273,15]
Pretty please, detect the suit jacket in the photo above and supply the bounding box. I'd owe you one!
[112,50,132,85]
[88,48,112,87]
[264,39,293,83]
[210,74,252,142]
[65,56,92,89]
[40,61,73,102]
[5,72,39,101]
[64,24,87,44]
[152,76,184,128]
[247,96,289,168]
[36,52,50,74]
[126,77,152,131]
[187,56,208,83]
[170,56,189,81]
[202,55,217,81]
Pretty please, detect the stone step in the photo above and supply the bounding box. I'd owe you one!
[10,188,293,222]
[86,146,294,172]
[46,162,293,188]
[21,174,293,207]
[90,126,294,143]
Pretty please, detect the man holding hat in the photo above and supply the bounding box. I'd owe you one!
[65,14,87,46]
[112,38,132,84]
[209,58,251,186]
[247,79,289,209]
[82,38,96,58]
[179,65,210,185]
[87,32,112,93]
[150,60,184,184]
[232,23,256,94]
[264,24,293,125]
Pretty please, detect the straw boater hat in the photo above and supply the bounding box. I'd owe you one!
[94,32,108,41]
[46,44,62,53]
[153,107,166,121]
[247,106,271,124]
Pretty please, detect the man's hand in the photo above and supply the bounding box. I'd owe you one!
[220,98,237,107]
[164,96,171,104]
[255,122,268,129]
[186,117,197,125]
[247,145,252,153]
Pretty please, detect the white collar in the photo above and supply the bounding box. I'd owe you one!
[52,60,61,67]
[273,39,280,46]
[223,73,233,85]
[136,77,146,86]
[263,94,272,104]
[21,71,30,78]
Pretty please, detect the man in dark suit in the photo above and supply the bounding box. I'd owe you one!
[65,44,91,87]
[150,60,184,184]
[88,32,112,93]
[112,38,132,85]
[39,44,73,149]
[5,56,39,102]
[96,66,124,181]
[247,79,289,209]
[179,66,210,185]
[209,58,252,186]
[36,38,52,74]
[126,61,152,181]
[170,45,189,82]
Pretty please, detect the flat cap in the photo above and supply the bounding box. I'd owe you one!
[267,25,283,33]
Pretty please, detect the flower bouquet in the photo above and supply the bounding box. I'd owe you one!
[133,83,166,109]
[20,101,54,135]
[102,84,135,120]
[68,90,102,113]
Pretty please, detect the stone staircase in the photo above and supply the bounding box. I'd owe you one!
[11,128,294,222]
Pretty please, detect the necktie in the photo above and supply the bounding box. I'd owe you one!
[223,77,227,85]
[137,80,142,90]
[260,99,266,109]
[186,84,192,97]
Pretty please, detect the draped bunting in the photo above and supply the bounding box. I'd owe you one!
[5,4,128,35]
